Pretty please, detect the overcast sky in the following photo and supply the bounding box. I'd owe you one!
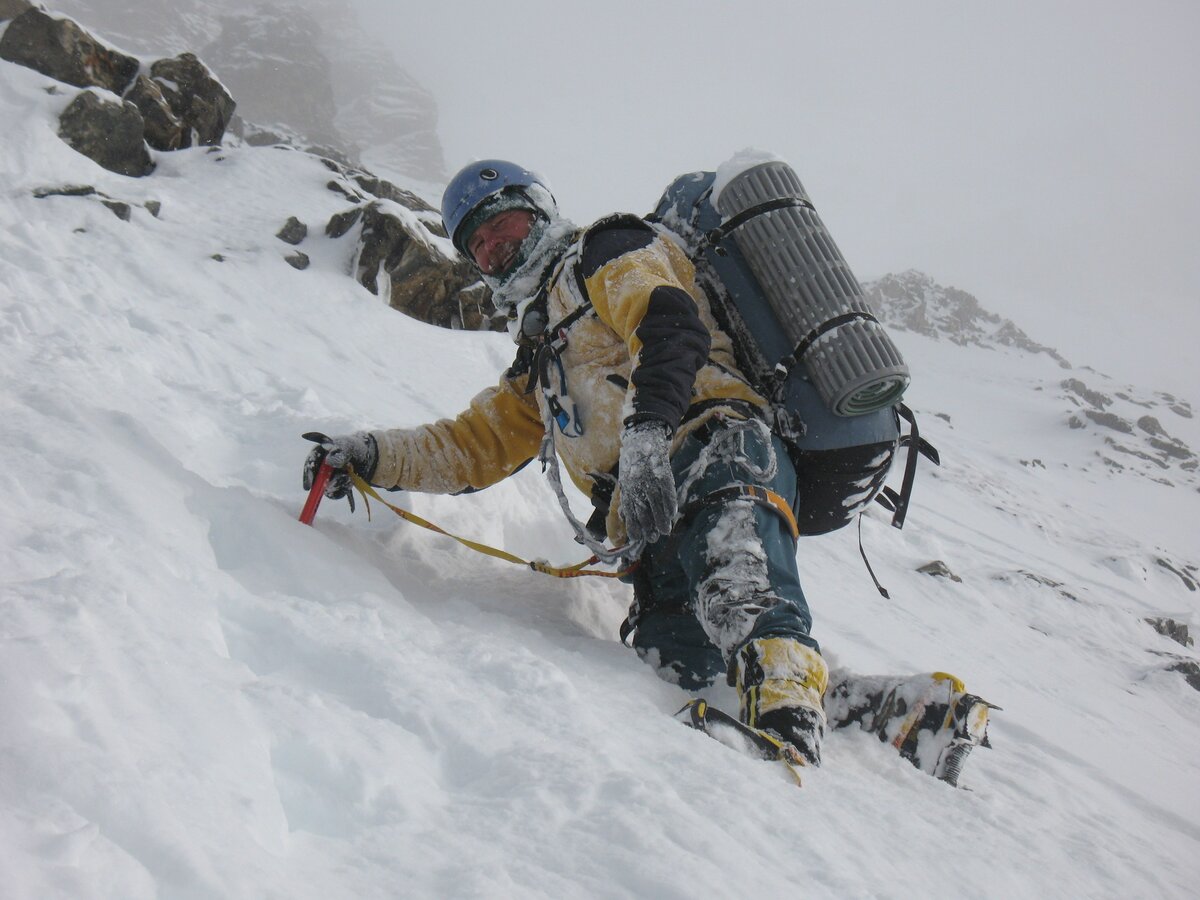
[370,0,1199,400]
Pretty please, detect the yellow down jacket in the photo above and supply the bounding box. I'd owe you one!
[369,216,765,542]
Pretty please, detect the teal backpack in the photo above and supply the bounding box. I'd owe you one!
[646,161,938,587]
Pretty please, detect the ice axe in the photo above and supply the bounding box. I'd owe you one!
[299,460,333,525]
[299,431,342,525]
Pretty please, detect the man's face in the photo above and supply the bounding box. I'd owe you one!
[466,209,536,276]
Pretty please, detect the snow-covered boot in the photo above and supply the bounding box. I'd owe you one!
[825,670,999,786]
[730,637,829,766]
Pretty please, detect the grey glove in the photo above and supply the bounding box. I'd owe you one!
[302,431,379,513]
[617,419,677,545]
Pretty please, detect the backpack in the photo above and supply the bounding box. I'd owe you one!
[645,158,938,542]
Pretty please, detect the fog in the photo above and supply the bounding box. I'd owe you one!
[366,0,1199,400]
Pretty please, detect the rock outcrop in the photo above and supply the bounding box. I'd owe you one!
[1061,377,1196,481]
[1,7,235,175]
[863,270,1071,367]
[0,7,139,94]
[46,0,446,182]
[57,91,154,177]
[316,162,500,332]
[864,269,1197,488]
[4,5,492,332]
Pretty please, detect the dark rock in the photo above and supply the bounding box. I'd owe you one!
[917,560,962,583]
[144,200,161,217]
[1103,441,1166,468]
[57,91,153,177]
[353,174,438,218]
[32,184,96,198]
[1146,616,1194,648]
[1148,436,1195,462]
[210,254,225,262]
[0,0,32,23]
[1084,410,1133,434]
[1062,378,1112,410]
[125,74,186,151]
[327,180,362,203]
[1014,570,1079,602]
[101,199,131,220]
[1167,659,1200,692]
[0,8,139,94]
[350,202,499,331]
[147,53,235,146]
[325,206,364,238]
[1137,415,1166,437]
[284,252,309,270]
[276,217,307,245]
[1117,391,1154,409]
[1156,558,1198,592]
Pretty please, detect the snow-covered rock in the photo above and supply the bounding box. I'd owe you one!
[865,268,1071,366]
[48,0,445,182]
[867,269,1198,488]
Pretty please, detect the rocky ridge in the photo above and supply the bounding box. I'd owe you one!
[863,269,1198,489]
[0,5,498,331]
[43,0,445,183]
[863,269,1071,366]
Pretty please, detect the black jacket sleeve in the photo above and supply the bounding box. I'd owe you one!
[579,221,711,432]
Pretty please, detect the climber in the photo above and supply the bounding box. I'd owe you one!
[303,160,828,765]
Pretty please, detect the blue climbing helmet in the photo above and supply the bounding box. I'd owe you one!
[441,159,556,255]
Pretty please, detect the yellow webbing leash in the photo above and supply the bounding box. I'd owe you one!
[349,472,632,579]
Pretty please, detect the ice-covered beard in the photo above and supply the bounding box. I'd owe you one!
[485,214,579,335]
[489,240,522,276]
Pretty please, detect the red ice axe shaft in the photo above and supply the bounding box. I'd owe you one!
[299,461,333,525]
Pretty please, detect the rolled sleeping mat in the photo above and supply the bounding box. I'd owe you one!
[714,161,909,416]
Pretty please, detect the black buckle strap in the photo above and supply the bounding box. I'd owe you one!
[876,403,939,530]
[859,403,940,599]
[701,196,816,256]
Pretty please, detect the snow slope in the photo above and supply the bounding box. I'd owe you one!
[2,58,1199,899]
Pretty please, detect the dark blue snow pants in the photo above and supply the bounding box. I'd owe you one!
[625,418,819,690]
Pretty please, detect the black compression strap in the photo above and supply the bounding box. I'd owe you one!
[884,403,939,529]
[702,196,816,251]
[777,311,880,377]
[858,514,891,600]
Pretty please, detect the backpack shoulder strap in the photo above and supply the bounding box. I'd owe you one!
[551,213,655,332]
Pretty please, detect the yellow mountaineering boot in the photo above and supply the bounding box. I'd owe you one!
[732,637,829,766]
[824,670,1000,786]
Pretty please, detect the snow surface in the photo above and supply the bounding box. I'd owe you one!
[2,59,1199,899]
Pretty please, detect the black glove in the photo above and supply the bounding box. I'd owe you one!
[302,431,379,513]
[617,419,677,546]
